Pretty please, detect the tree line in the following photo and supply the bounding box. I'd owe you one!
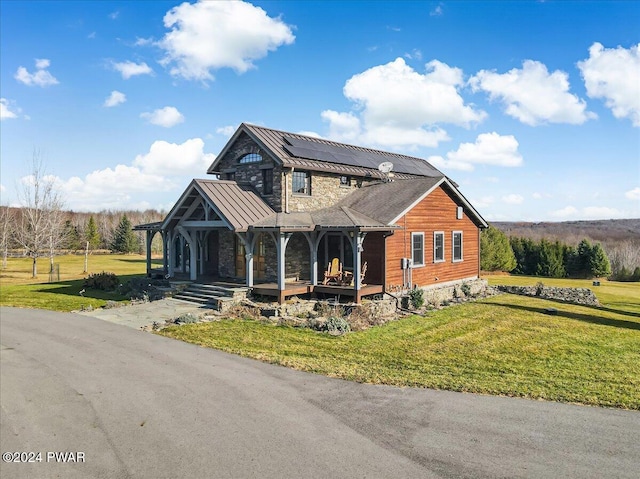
[481,225,640,281]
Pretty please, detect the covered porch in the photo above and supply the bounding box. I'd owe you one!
[137,179,394,304]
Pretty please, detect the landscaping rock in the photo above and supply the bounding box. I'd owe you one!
[495,285,600,307]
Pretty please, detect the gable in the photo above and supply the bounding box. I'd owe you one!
[161,179,275,232]
[207,123,445,180]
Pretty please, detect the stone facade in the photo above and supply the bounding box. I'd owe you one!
[213,132,284,212]
[212,132,379,213]
[287,171,376,212]
[495,285,601,307]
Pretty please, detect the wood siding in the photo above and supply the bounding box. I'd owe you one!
[385,185,480,288]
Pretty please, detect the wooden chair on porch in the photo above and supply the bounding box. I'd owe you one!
[322,257,343,285]
[341,261,367,286]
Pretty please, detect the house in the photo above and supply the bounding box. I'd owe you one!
[136,123,487,304]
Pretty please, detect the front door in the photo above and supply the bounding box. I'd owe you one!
[235,235,266,280]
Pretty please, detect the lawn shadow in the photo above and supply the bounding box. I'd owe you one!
[490,301,640,331]
[34,274,146,301]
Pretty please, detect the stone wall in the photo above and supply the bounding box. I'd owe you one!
[213,132,283,212]
[418,278,489,306]
[495,285,601,307]
[218,230,236,278]
[287,171,376,212]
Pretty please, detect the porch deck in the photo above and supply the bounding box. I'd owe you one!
[251,281,384,303]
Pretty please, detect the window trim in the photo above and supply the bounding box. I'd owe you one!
[452,231,463,262]
[238,153,262,164]
[411,232,425,268]
[292,170,311,196]
[433,231,445,263]
[339,175,351,188]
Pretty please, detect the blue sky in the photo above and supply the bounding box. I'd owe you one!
[1,0,638,221]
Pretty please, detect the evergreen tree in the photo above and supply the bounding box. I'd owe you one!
[589,243,611,278]
[632,267,640,282]
[570,239,593,278]
[480,226,516,271]
[111,215,138,253]
[536,239,565,278]
[62,220,82,250]
[85,215,101,250]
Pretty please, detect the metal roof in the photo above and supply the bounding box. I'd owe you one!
[207,123,444,180]
[338,177,488,228]
[161,179,275,232]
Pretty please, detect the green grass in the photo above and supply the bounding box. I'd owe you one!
[0,254,156,311]
[159,276,640,409]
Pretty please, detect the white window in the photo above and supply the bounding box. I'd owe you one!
[292,170,311,195]
[434,231,444,262]
[239,153,262,164]
[452,231,463,262]
[456,206,463,220]
[411,233,425,267]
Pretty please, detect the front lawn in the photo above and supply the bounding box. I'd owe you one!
[0,254,153,311]
[160,281,640,409]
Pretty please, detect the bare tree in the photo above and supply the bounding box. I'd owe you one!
[0,205,15,269]
[14,154,66,278]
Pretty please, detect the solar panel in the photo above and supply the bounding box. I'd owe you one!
[283,136,442,177]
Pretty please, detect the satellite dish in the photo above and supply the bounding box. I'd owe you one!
[378,161,394,174]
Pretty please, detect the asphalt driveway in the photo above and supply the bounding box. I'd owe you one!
[1,306,638,478]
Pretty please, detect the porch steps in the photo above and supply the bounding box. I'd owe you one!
[173,282,249,311]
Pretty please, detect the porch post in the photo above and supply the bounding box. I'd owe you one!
[161,231,168,276]
[304,231,326,286]
[351,231,367,303]
[145,230,152,277]
[270,231,292,304]
[235,232,257,287]
[178,226,197,281]
[167,231,175,277]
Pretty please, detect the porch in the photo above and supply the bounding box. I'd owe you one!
[251,281,385,303]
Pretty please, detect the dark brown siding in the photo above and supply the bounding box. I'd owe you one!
[362,232,385,285]
[385,185,480,289]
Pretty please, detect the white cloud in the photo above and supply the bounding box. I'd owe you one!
[323,57,485,149]
[429,132,523,171]
[473,195,495,208]
[52,137,215,211]
[14,58,59,87]
[216,125,237,136]
[430,4,444,16]
[550,205,579,218]
[578,43,640,127]
[135,37,153,46]
[470,60,596,125]
[1,98,18,120]
[56,166,172,211]
[112,60,153,79]
[108,11,119,20]
[582,206,625,219]
[158,0,295,82]
[140,106,185,128]
[625,187,640,200]
[103,90,126,107]
[550,205,625,220]
[532,192,543,200]
[321,110,361,142]
[502,194,524,205]
[133,138,214,176]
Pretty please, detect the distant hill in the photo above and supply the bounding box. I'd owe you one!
[491,218,640,245]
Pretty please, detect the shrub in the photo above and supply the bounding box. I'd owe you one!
[460,282,471,297]
[83,271,119,291]
[326,316,350,335]
[408,287,424,309]
[535,281,545,296]
[175,313,199,324]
